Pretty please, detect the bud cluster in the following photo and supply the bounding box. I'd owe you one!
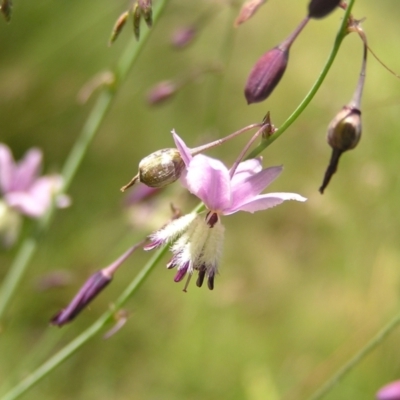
[108,0,153,45]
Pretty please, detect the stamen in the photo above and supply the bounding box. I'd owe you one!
[174,266,188,282]
[196,268,206,287]
[207,275,214,290]
[183,273,193,292]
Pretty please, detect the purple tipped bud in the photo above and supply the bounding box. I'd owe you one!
[146,81,177,105]
[50,270,112,327]
[244,47,288,104]
[377,380,400,400]
[308,0,341,19]
[171,26,197,49]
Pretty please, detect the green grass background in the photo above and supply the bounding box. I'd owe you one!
[1,1,400,399]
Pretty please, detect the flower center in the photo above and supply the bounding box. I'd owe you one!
[205,211,219,228]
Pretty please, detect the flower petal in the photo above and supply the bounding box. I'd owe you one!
[172,130,192,166]
[230,158,263,187]
[13,148,42,191]
[229,166,283,213]
[5,175,63,218]
[184,154,232,211]
[0,144,15,194]
[226,192,306,214]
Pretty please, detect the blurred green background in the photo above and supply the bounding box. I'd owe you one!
[1,1,400,399]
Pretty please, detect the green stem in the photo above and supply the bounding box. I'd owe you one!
[247,0,355,159]
[307,312,400,400]
[0,0,169,322]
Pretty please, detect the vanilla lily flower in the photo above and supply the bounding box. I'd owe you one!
[0,144,70,218]
[145,132,306,291]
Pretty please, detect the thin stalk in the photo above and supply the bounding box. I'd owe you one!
[202,6,236,129]
[247,0,356,159]
[306,311,400,400]
[278,16,310,52]
[0,0,170,322]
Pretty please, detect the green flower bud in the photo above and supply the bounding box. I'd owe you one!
[121,148,185,191]
[108,11,129,46]
[132,2,141,40]
[327,106,361,151]
[138,0,152,28]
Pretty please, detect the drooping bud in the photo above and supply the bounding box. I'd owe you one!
[0,0,12,22]
[319,106,362,194]
[138,0,152,28]
[121,148,185,191]
[244,16,309,104]
[108,11,129,46]
[170,26,197,49]
[320,39,366,194]
[308,0,341,19]
[146,80,177,105]
[377,380,400,400]
[50,242,143,327]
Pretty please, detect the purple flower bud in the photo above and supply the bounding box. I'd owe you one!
[377,380,400,400]
[244,47,288,104]
[244,16,309,104]
[170,26,197,49]
[50,270,112,327]
[146,81,177,105]
[308,0,341,19]
[50,242,143,326]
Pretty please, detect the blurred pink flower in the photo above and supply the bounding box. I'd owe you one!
[0,143,70,218]
[377,380,400,400]
[145,132,306,290]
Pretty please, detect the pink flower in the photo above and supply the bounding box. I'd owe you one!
[377,380,400,400]
[145,132,306,291]
[0,144,70,218]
